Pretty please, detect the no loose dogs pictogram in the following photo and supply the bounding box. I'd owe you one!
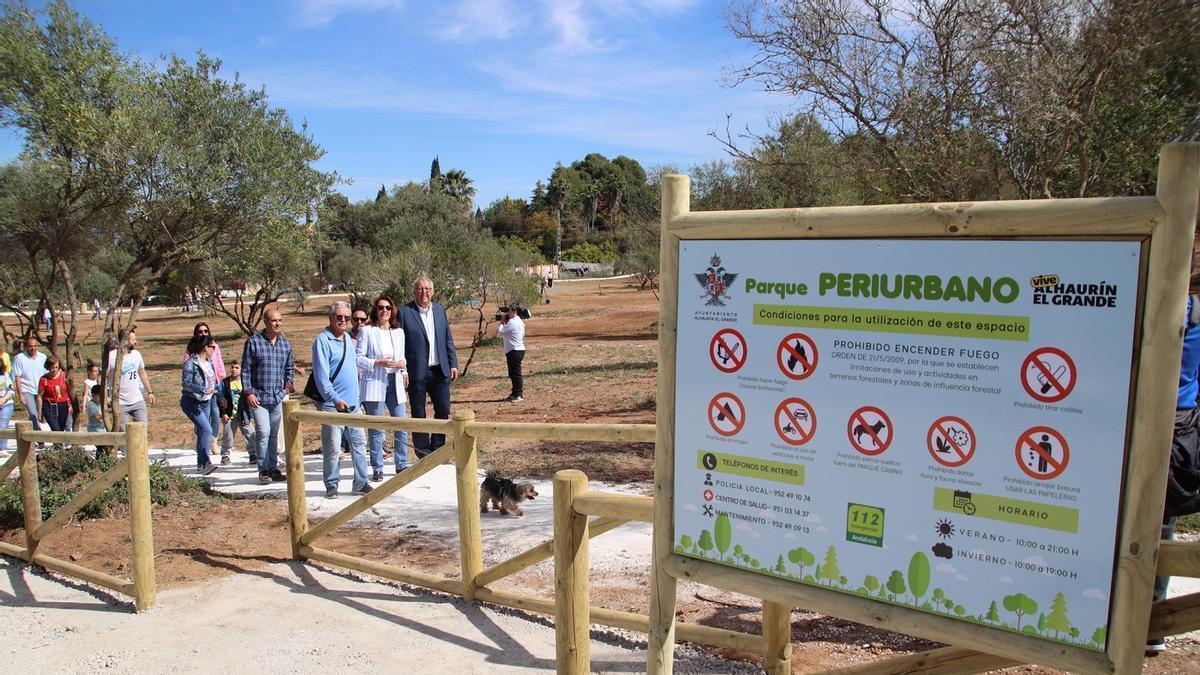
[777,333,819,380]
[1021,347,1077,403]
[710,328,748,373]
[774,397,817,446]
[708,392,747,437]
[847,406,893,456]
[927,416,976,467]
[1015,426,1070,480]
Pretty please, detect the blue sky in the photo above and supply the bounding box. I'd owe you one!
[1,0,788,208]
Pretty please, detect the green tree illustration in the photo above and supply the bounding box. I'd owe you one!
[885,570,906,601]
[953,604,966,618]
[907,552,931,606]
[986,601,1000,623]
[679,534,693,552]
[788,547,815,579]
[751,558,761,569]
[698,530,714,558]
[820,546,841,585]
[1003,593,1038,631]
[734,544,744,557]
[714,514,732,561]
[1090,625,1107,647]
[774,555,787,575]
[1045,591,1071,639]
[863,575,880,596]
[941,595,955,613]
[932,588,945,612]
[1070,626,1080,640]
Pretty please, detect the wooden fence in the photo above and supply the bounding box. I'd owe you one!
[0,420,156,611]
[281,401,773,664]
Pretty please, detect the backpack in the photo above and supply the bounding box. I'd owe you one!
[1165,295,1200,518]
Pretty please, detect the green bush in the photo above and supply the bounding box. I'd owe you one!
[0,446,220,529]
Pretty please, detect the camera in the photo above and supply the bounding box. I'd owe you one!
[496,305,532,321]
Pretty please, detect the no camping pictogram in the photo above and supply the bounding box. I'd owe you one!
[710,328,747,373]
[1021,347,1077,403]
[774,397,817,446]
[708,392,746,437]
[927,416,976,467]
[1015,426,1070,480]
[777,333,819,380]
[847,406,892,456]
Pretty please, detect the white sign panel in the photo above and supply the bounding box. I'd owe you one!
[673,240,1141,651]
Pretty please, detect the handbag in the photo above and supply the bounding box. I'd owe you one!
[304,333,348,403]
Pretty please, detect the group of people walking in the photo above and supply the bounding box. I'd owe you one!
[179,278,463,499]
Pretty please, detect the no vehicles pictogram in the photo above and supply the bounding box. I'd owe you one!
[708,392,747,437]
[927,416,976,467]
[1015,426,1070,480]
[777,333,819,380]
[775,397,817,446]
[1021,347,1077,403]
[710,328,747,373]
[847,406,892,456]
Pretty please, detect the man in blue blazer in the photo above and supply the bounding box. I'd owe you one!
[398,277,458,456]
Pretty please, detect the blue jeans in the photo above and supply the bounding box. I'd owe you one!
[20,391,42,431]
[181,396,214,468]
[319,403,369,490]
[363,379,409,471]
[0,402,12,451]
[251,401,283,473]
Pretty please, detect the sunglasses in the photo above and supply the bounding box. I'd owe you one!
[334,315,351,322]
[352,316,368,322]
[376,304,393,311]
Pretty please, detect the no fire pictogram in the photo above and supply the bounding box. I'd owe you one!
[847,406,893,456]
[1021,347,1077,403]
[775,397,817,446]
[927,416,976,467]
[710,328,747,373]
[1015,426,1070,480]
[777,333,819,380]
[708,392,747,437]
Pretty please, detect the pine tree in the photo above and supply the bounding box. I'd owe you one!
[1045,591,1072,638]
[820,545,841,584]
[430,155,442,183]
[375,184,387,203]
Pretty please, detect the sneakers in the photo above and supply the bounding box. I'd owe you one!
[258,471,272,485]
[351,483,374,496]
[199,462,216,476]
[220,456,231,465]
[506,395,524,402]
[324,486,338,500]
[248,452,258,464]
[1146,637,1166,655]
[371,470,384,483]
[269,469,286,482]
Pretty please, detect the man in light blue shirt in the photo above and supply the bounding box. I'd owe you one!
[12,336,47,431]
[312,301,371,499]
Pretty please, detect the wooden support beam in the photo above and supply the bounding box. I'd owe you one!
[822,646,1019,675]
[465,421,655,443]
[1157,540,1200,578]
[30,552,136,597]
[300,545,463,596]
[32,458,129,542]
[125,422,156,611]
[572,491,652,522]
[283,400,308,559]
[475,517,628,588]
[17,422,40,561]
[762,601,792,675]
[289,409,450,433]
[555,470,590,674]
[0,540,27,561]
[0,448,19,483]
[1149,591,1200,638]
[20,430,125,445]
[454,410,483,601]
[299,443,455,546]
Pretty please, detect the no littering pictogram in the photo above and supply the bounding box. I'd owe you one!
[708,392,747,437]
[927,416,976,467]
[774,397,817,446]
[847,406,893,456]
[710,328,747,373]
[1015,426,1070,480]
[777,333,819,380]
[1021,347,1077,403]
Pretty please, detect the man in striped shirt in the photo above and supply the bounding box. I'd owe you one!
[241,307,295,485]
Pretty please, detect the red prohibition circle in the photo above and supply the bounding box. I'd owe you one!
[847,406,893,456]
[774,397,817,446]
[927,416,976,467]
[709,328,748,373]
[708,392,747,437]
[776,333,819,380]
[1020,347,1077,403]
[1014,426,1070,480]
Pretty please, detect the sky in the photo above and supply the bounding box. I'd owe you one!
[0,0,789,209]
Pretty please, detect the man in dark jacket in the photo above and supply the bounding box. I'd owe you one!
[397,277,458,457]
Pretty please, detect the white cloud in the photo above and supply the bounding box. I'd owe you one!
[293,0,406,28]
[1023,555,1048,568]
[816,525,828,533]
[954,574,969,581]
[905,534,919,542]
[803,513,822,524]
[735,522,754,532]
[1082,588,1108,600]
[936,562,958,574]
[998,576,1015,584]
[681,502,698,512]
[432,0,522,42]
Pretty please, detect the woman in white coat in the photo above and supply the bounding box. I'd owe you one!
[357,294,410,481]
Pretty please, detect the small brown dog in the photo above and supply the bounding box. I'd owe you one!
[479,470,538,516]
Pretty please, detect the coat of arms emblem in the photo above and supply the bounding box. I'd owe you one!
[695,254,737,306]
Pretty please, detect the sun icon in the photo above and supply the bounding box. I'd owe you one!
[935,519,955,539]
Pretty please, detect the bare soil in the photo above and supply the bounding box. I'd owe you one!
[4,280,1197,672]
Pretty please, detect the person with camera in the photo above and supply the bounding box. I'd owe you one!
[497,304,527,403]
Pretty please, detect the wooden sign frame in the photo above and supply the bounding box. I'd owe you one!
[649,143,1200,674]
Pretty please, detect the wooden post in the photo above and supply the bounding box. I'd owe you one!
[16,422,39,562]
[649,174,688,675]
[554,469,590,675]
[283,400,308,559]
[453,409,483,601]
[125,421,156,611]
[762,601,793,674]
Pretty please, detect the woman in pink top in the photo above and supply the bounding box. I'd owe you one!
[183,322,226,451]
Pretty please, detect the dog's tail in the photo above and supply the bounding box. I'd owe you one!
[485,469,501,480]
